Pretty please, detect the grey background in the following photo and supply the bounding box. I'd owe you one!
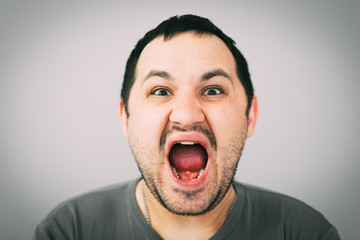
[1,1,359,239]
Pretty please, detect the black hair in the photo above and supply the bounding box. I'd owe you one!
[121,14,254,116]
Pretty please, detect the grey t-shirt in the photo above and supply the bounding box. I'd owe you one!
[33,179,340,239]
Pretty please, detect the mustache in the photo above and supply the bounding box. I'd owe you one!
[160,125,216,149]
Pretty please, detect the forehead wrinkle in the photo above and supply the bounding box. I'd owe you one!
[142,70,174,83]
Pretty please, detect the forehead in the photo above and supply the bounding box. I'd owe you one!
[135,32,237,81]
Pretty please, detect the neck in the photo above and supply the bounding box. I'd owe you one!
[135,179,236,240]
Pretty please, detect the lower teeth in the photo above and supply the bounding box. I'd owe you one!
[172,167,179,178]
[172,167,205,181]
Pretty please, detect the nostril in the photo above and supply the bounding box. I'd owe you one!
[169,98,205,126]
[169,106,205,127]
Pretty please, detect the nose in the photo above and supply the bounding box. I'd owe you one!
[169,90,205,128]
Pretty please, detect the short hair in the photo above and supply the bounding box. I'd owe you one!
[121,14,254,116]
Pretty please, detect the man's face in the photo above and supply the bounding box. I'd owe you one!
[120,32,257,215]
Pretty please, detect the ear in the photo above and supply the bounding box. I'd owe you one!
[119,99,128,139]
[246,95,258,138]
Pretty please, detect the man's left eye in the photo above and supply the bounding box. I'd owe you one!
[203,87,223,95]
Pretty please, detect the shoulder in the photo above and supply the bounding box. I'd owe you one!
[33,179,139,240]
[234,181,324,216]
[232,181,340,239]
[48,179,136,218]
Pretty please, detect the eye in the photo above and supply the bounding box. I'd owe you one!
[150,88,172,96]
[203,87,223,96]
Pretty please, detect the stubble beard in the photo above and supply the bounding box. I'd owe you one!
[128,124,247,216]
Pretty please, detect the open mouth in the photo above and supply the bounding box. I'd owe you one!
[169,141,208,182]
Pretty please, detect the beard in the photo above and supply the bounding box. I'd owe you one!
[128,123,247,216]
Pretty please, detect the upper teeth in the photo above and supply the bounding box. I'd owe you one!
[178,141,197,145]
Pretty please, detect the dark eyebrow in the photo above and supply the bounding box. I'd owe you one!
[143,70,173,82]
[143,69,232,84]
[200,69,232,84]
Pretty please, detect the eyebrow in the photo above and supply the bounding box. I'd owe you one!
[143,70,173,82]
[142,68,232,84]
[200,69,233,84]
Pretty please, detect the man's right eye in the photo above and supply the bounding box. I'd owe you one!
[150,88,172,96]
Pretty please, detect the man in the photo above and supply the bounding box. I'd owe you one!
[34,15,340,239]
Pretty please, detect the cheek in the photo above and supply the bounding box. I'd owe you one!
[128,102,171,143]
[204,101,247,143]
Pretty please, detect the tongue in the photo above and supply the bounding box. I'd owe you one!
[169,144,207,180]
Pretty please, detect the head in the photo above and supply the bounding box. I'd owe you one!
[121,14,254,117]
[119,15,258,216]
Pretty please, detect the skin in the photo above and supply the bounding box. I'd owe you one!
[119,31,258,239]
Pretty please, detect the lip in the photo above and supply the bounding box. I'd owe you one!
[165,132,212,187]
